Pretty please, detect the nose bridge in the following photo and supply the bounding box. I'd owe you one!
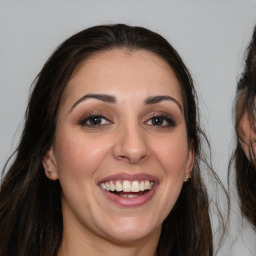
[113,118,149,163]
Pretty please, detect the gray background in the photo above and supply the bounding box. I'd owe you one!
[1,0,256,255]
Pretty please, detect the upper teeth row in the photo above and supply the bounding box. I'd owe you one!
[100,180,154,192]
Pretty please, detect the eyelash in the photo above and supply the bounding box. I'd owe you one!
[78,113,111,127]
[78,113,176,128]
[145,114,176,128]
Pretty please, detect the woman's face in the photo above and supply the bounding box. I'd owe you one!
[43,49,194,245]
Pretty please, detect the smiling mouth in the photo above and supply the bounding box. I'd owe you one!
[100,180,154,198]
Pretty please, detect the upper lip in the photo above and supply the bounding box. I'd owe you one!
[98,173,159,184]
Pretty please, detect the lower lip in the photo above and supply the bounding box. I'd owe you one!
[100,184,158,207]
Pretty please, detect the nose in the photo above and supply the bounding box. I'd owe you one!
[113,124,150,164]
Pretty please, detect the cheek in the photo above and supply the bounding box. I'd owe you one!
[153,133,189,176]
[54,132,111,180]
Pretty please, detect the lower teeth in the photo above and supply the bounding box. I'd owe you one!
[120,194,138,198]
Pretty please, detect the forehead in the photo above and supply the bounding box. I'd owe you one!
[62,49,183,107]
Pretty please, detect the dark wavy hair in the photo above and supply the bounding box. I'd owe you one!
[232,26,256,228]
[0,24,225,256]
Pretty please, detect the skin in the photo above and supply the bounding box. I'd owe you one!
[237,90,256,161]
[43,49,194,256]
[239,110,256,161]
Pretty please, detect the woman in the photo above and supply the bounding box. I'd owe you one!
[0,24,223,256]
[233,26,256,229]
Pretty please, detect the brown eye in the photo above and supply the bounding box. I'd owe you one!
[88,116,103,125]
[146,115,176,127]
[151,116,164,126]
[79,115,111,127]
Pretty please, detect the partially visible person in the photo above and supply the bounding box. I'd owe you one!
[233,26,256,228]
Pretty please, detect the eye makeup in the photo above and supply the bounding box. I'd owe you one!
[144,113,176,128]
[78,112,113,128]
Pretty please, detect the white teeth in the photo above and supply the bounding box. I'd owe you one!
[120,194,138,198]
[123,180,131,192]
[145,180,150,190]
[110,181,115,191]
[128,194,137,198]
[116,181,122,191]
[131,181,140,192]
[106,182,110,191]
[139,181,145,191]
[101,183,106,190]
[100,180,154,193]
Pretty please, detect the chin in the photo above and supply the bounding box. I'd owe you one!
[103,216,162,244]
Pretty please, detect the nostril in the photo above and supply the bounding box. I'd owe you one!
[113,129,150,163]
[117,155,129,160]
[116,153,148,164]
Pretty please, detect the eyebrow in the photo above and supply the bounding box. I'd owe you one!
[69,94,182,113]
[144,95,182,112]
[69,94,116,113]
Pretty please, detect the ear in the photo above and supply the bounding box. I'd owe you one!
[42,146,59,180]
[184,141,195,182]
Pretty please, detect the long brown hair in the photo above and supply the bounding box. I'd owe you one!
[0,24,225,256]
[232,26,256,228]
